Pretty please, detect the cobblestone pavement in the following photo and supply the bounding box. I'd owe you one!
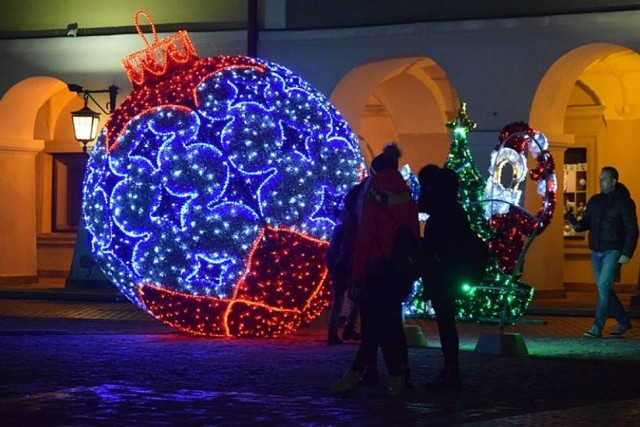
[1,298,640,425]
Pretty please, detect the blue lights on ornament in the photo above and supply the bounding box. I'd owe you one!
[83,58,365,313]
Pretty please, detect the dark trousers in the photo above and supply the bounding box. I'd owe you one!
[351,296,406,376]
[431,295,459,367]
[328,277,359,332]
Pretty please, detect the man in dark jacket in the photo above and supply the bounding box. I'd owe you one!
[566,166,639,338]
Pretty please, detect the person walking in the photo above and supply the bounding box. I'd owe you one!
[330,143,419,396]
[565,166,639,338]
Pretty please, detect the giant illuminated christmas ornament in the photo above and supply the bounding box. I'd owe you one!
[83,11,365,337]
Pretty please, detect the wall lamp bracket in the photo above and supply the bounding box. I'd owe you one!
[68,84,119,152]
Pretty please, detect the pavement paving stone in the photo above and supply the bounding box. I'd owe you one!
[2,296,640,425]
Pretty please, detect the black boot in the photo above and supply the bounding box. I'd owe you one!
[426,366,462,392]
[358,365,380,387]
[341,324,361,341]
[327,330,343,346]
[338,316,347,328]
[402,364,415,389]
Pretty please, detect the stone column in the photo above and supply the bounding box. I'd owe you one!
[521,142,570,298]
[0,137,43,283]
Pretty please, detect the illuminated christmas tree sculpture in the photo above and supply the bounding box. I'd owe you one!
[82,11,365,337]
[410,104,557,321]
[444,103,492,240]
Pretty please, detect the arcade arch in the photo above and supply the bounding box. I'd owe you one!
[331,57,459,174]
[528,43,640,293]
[0,76,92,282]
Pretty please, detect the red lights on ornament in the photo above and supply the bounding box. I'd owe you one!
[139,226,331,338]
[87,10,364,339]
[122,10,198,87]
[107,55,264,153]
[106,10,266,153]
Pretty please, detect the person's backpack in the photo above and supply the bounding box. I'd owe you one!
[368,188,421,301]
[456,230,489,287]
[391,224,424,289]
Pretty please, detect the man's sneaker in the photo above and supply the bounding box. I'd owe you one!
[610,322,632,337]
[584,325,601,338]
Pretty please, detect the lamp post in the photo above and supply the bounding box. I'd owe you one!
[68,84,118,152]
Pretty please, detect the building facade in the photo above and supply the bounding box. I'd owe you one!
[2,1,640,298]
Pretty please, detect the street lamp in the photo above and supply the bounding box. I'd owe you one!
[68,84,118,152]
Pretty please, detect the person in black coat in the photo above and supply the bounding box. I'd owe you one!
[419,165,470,391]
[566,166,639,338]
[325,182,365,345]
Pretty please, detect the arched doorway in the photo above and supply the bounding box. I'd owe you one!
[528,43,640,295]
[0,76,93,283]
[331,57,459,173]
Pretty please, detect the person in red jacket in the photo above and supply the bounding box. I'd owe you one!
[330,143,420,396]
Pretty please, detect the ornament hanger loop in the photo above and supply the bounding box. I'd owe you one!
[134,10,159,47]
[121,9,198,90]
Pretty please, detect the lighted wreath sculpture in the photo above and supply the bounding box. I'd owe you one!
[484,122,557,276]
[83,11,365,338]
